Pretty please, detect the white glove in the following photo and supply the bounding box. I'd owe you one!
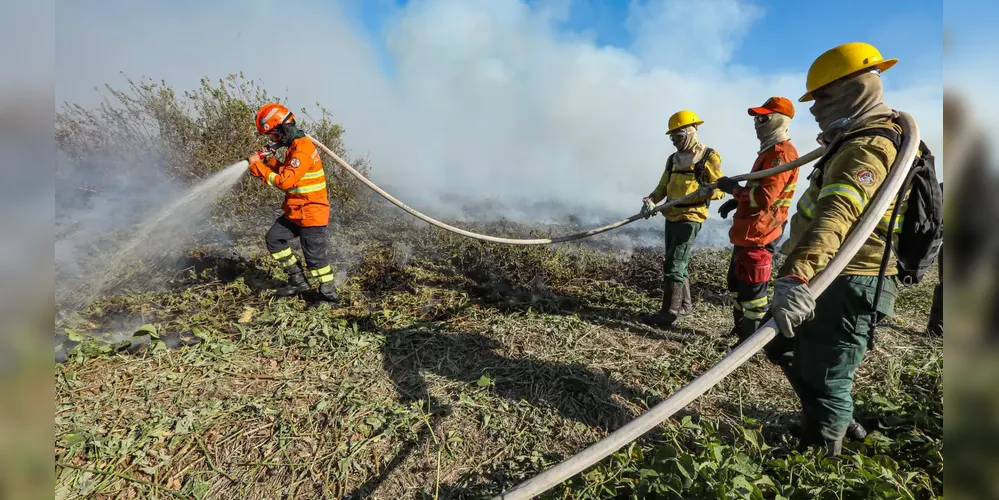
[640,197,656,219]
[771,276,816,338]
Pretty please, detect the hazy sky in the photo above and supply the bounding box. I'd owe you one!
[55,0,945,225]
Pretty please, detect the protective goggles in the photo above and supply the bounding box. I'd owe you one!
[669,128,690,141]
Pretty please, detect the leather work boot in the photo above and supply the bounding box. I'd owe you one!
[275,264,312,297]
[790,418,866,440]
[641,280,685,329]
[823,438,844,457]
[679,278,693,316]
[793,418,823,453]
[846,419,868,441]
[318,281,339,303]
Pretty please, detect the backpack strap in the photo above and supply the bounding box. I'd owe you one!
[674,147,714,208]
[694,147,714,185]
[810,125,902,190]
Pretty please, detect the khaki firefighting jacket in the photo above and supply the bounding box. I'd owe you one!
[779,121,907,282]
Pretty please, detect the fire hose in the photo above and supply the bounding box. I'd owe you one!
[297,112,917,496]
[490,111,920,499]
[306,135,825,245]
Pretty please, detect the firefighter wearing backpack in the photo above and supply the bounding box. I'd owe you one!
[765,42,942,456]
[246,103,338,302]
[639,110,725,329]
[715,97,800,349]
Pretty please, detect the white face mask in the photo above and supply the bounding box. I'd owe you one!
[754,113,791,152]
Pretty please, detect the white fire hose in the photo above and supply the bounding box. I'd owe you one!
[490,111,919,499]
[303,112,918,497]
[308,135,825,245]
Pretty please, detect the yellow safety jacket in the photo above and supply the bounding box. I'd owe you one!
[779,120,911,282]
[649,147,725,223]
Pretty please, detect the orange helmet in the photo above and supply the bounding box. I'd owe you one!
[254,103,295,135]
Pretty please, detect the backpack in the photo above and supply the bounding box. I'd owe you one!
[891,143,943,284]
[666,147,715,209]
[812,121,943,349]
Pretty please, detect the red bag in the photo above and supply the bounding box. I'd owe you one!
[734,247,773,284]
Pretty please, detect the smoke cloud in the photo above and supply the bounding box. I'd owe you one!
[55,0,942,246]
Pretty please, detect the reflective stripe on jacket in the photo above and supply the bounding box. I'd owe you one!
[251,137,330,227]
[729,140,799,247]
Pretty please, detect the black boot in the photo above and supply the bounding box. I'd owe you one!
[794,418,824,453]
[275,264,311,297]
[823,438,844,457]
[730,313,761,350]
[846,419,867,441]
[728,307,743,338]
[318,281,339,303]
[728,308,747,349]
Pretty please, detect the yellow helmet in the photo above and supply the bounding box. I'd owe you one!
[666,110,703,134]
[799,42,898,102]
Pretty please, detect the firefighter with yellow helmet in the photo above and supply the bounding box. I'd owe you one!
[766,42,914,455]
[639,110,725,329]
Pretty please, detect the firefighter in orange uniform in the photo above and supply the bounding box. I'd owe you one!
[715,97,800,347]
[246,103,337,302]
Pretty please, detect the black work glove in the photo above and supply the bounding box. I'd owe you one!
[718,199,738,219]
[717,176,741,194]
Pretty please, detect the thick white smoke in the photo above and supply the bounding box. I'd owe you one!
[55,0,943,246]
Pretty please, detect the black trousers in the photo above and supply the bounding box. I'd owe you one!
[264,216,330,271]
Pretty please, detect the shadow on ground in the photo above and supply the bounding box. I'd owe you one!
[343,324,667,499]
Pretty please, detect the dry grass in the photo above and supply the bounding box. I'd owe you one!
[54,221,942,499]
[54,74,942,499]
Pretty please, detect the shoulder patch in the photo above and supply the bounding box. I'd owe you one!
[290,157,301,168]
[855,169,876,186]
[770,157,783,168]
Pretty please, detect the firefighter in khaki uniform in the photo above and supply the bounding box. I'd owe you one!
[715,97,800,348]
[767,42,912,455]
[247,103,338,302]
[639,110,725,329]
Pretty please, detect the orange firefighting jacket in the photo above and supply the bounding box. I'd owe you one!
[249,137,330,227]
[728,140,799,247]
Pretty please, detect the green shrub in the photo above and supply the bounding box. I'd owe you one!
[55,73,373,226]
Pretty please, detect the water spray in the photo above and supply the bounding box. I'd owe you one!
[62,161,251,311]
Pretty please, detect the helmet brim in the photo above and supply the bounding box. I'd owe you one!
[665,120,704,135]
[799,58,898,102]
